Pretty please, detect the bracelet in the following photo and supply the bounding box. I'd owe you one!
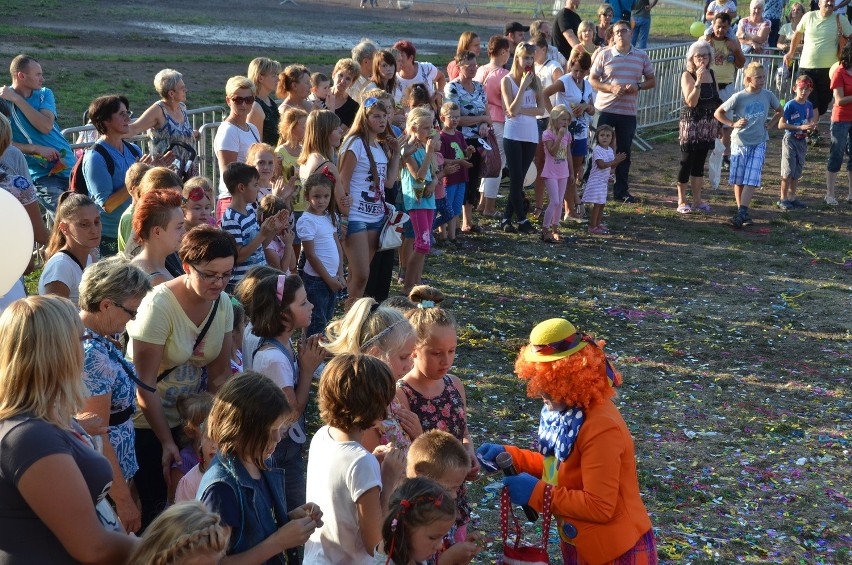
[340,218,349,225]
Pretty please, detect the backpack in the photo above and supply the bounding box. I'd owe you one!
[69,140,141,196]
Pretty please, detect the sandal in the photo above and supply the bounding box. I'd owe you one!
[677,203,692,214]
[540,234,557,243]
[461,225,483,234]
[481,210,502,218]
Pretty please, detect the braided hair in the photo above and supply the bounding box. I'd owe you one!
[128,501,230,565]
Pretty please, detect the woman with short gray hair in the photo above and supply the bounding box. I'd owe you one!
[130,68,197,172]
[78,255,152,534]
[737,0,771,54]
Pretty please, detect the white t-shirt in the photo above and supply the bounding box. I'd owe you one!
[555,76,595,141]
[242,322,261,371]
[535,59,563,112]
[296,211,339,278]
[212,121,261,198]
[38,251,91,307]
[253,346,296,389]
[396,61,439,96]
[304,426,382,565]
[340,137,388,223]
[502,77,539,143]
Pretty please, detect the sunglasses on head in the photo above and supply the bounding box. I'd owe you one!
[364,97,380,109]
[229,95,254,106]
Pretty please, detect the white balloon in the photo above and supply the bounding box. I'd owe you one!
[524,162,537,187]
[0,189,35,297]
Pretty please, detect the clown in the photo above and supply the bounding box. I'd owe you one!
[477,318,657,565]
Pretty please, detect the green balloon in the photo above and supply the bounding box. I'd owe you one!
[690,21,705,38]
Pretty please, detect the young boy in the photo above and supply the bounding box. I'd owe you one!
[308,72,331,109]
[437,102,473,246]
[714,62,782,228]
[220,162,286,291]
[117,161,152,252]
[407,430,480,565]
[778,75,815,210]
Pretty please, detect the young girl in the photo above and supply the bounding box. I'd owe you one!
[173,420,218,503]
[540,105,573,243]
[128,501,230,565]
[299,109,343,191]
[500,42,547,234]
[368,50,403,107]
[249,273,325,548]
[232,265,281,372]
[182,176,215,230]
[582,125,625,235]
[323,296,421,452]
[198,372,323,564]
[338,97,402,308]
[131,187,186,287]
[296,172,345,337]
[401,107,441,294]
[169,392,213,503]
[396,285,478,541]
[276,108,309,256]
[246,142,277,202]
[38,192,101,305]
[374,477,457,565]
[304,354,407,565]
[259,194,295,273]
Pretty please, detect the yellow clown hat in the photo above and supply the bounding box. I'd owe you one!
[524,318,589,362]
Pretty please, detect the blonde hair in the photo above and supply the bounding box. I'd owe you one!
[547,104,572,135]
[247,57,282,87]
[299,110,341,165]
[225,75,255,98]
[182,176,213,205]
[0,296,86,429]
[176,392,214,443]
[323,297,415,363]
[406,106,434,134]
[125,162,153,200]
[246,142,276,166]
[577,20,596,39]
[45,192,98,259]
[137,166,182,198]
[455,31,479,55]
[407,429,470,480]
[127,501,230,565]
[510,43,541,93]
[332,58,361,82]
[406,286,456,345]
[439,101,460,118]
[153,69,183,100]
[744,61,764,79]
[0,113,11,156]
[277,107,308,147]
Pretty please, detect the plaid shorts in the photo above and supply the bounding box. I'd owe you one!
[560,528,658,565]
[729,141,767,187]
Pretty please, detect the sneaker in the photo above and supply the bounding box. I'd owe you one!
[622,194,638,203]
[501,220,517,233]
[789,199,807,209]
[777,200,793,210]
[677,203,692,214]
[825,195,839,206]
[517,220,536,234]
[741,211,754,226]
[694,202,712,213]
[730,212,744,228]
[588,225,609,234]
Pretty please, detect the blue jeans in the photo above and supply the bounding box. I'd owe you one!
[596,112,637,200]
[33,174,68,227]
[632,16,651,49]
[302,273,336,338]
[828,120,852,173]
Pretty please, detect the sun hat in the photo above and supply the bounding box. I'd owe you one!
[524,318,588,362]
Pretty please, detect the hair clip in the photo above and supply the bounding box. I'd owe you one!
[320,165,336,183]
[417,300,435,309]
[276,274,287,303]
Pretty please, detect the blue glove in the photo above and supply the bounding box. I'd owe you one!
[503,473,539,506]
[475,443,505,473]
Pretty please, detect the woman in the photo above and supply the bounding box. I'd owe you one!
[447,31,481,81]
[394,40,447,107]
[738,0,771,54]
[82,94,142,256]
[277,64,314,114]
[79,256,152,534]
[826,42,852,205]
[0,295,138,562]
[473,35,511,217]
[213,76,260,223]
[446,50,490,233]
[326,58,361,130]
[129,69,197,175]
[338,98,401,308]
[246,57,283,145]
[366,49,403,105]
[127,225,236,528]
[578,21,599,57]
[777,1,806,51]
[677,41,721,214]
[500,42,546,234]
[38,192,101,304]
[131,187,186,286]
[595,4,614,46]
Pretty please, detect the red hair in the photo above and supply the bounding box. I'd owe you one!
[514,342,619,410]
[133,188,182,242]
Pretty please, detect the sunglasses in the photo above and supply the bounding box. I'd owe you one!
[229,95,255,106]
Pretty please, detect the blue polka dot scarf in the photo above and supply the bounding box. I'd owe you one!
[538,405,584,462]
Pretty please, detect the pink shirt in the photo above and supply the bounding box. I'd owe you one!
[474,63,509,124]
[541,129,572,179]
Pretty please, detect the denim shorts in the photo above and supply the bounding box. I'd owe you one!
[346,216,385,234]
[571,137,588,158]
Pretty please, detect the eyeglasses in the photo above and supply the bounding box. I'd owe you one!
[116,110,134,119]
[191,265,233,284]
[614,28,631,35]
[229,95,255,106]
[115,303,138,319]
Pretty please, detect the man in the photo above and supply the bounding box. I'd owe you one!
[503,22,529,70]
[530,19,567,67]
[553,0,582,61]
[631,0,659,49]
[784,0,852,128]
[0,54,75,224]
[349,38,378,101]
[588,20,656,203]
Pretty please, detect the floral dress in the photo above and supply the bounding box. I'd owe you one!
[149,102,197,175]
[376,398,413,450]
[398,376,470,527]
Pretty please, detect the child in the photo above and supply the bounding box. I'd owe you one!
[258,194,295,273]
[182,176,215,231]
[396,286,479,543]
[401,108,440,294]
[323,296,421,452]
[232,265,281,372]
[373,477,458,565]
[220,162,287,292]
[582,125,625,235]
[246,142,277,202]
[309,72,332,109]
[249,273,325,542]
[305,354,407,564]
[704,0,737,26]
[297,172,345,337]
[230,298,245,373]
[540,105,573,243]
[778,75,815,210]
[117,161,152,253]
[713,62,782,228]
[277,107,309,261]
[173,421,217,503]
[199,372,322,563]
[169,392,213,503]
[437,102,473,246]
[406,430,481,563]
[477,318,656,564]
[128,501,230,565]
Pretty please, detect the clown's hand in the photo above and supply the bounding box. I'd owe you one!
[475,443,505,473]
[503,473,539,506]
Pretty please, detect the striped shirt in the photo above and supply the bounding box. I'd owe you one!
[591,46,654,116]
[221,206,265,288]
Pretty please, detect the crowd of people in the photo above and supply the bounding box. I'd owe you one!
[0,0,850,563]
